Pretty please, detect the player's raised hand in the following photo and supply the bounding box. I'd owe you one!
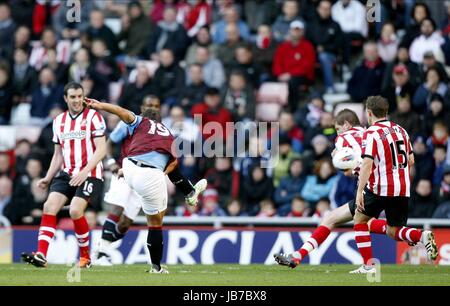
[37,177,50,190]
[83,98,102,110]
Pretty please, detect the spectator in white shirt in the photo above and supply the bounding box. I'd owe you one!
[162,105,201,145]
[410,18,445,64]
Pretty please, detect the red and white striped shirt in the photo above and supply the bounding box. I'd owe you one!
[362,120,413,197]
[335,126,365,153]
[52,108,106,180]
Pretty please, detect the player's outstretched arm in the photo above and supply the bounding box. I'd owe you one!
[84,98,135,124]
[37,144,63,189]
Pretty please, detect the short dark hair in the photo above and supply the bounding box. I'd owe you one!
[205,87,220,96]
[64,82,84,96]
[335,109,361,127]
[365,96,389,118]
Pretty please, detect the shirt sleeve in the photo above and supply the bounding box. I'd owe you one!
[109,121,129,143]
[52,119,60,144]
[361,132,376,160]
[127,114,142,136]
[91,112,106,137]
[334,135,344,150]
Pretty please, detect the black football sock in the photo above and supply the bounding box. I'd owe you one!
[168,167,195,196]
[147,227,163,269]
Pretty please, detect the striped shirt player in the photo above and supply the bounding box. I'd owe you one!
[52,108,106,179]
[335,126,365,154]
[361,120,413,197]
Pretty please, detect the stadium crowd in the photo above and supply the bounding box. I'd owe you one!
[0,0,450,226]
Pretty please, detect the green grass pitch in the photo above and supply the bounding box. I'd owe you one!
[1,264,449,286]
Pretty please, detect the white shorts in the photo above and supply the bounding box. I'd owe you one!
[122,158,168,216]
[103,174,142,220]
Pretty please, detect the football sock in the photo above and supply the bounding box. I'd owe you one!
[101,214,124,242]
[395,226,421,244]
[37,214,57,257]
[292,226,331,262]
[73,216,90,259]
[354,223,373,265]
[168,167,195,196]
[369,219,387,234]
[147,226,163,269]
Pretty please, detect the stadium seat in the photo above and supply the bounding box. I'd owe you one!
[333,102,367,126]
[256,103,282,122]
[257,82,288,106]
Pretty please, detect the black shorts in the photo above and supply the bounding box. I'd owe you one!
[348,187,409,227]
[49,171,103,205]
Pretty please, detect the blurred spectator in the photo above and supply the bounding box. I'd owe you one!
[243,0,278,34]
[272,0,303,42]
[68,48,90,83]
[377,22,399,63]
[162,105,201,145]
[389,95,421,136]
[150,0,179,25]
[30,67,64,124]
[229,44,263,88]
[212,5,250,44]
[422,94,450,136]
[226,199,248,217]
[274,158,307,214]
[401,2,431,48]
[53,0,95,40]
[204,157,233,205]
[0,61,13,124]
[272,20,316,112]
[409,179,437,218]
[0,2,17,60]
[84,9,120,56]
[301,158,338,207]
[256,199,277,218]
[286,196,310,217]
[411,134,435,184]
[242,164,274,216]
[0,153,12,178]
[179,64,209,113]
[312,197,331,219]
[438,164,450,204]
[0,176,12,219]
[45,48,69,85]
[13,25,32,55]
[221,70,256,122]
[252,24,278,79]
[413,67,450,113]
[382,64,417,112]
[433,202,450,219]
[331,0,368,66]
[12,48,36,105]
[94,0,129,18]
[216,23,245,73]
[294,92,325,132]
[278,111,304,154]
[409,18,445,64]
[29,27,71,70]
[382,45,421,92]
[306,0,343,93]
[272,135,302,187]
[347,42,385,103]
[14,139,31,175]
[193,46,225,89]
[32,0,60,37]
[185,25,218,67]
[304,111,336,150]
[428,122,449,151]
[184,0,212,37]
[36,104,64,169]
[442,1,450,35]
[330,171,357,208]
[152,49,185,106]
[148,6,190,62]
[176,201,199,217]
[119,65,155,115]
[418,51,449,84]
[432,144,448,186]
[199,188,227,216]
[10,0,34,29]
[303,134,333,171]
[117,1,153,58]
[192,87,232,141]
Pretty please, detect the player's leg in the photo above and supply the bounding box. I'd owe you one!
[22,192,68,267]
[69,197,91,268]
[146,210,168,273]
[384,199,438,261]
[168,166,207,206]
